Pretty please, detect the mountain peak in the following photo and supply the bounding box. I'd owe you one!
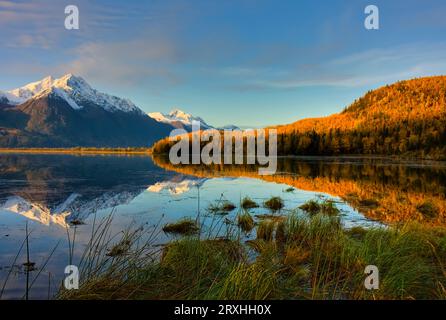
[169,109,195,122]
[149,108,211,130]
[3,74,142,113]
[148,108,240,131]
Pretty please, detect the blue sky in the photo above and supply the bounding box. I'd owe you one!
[1,0,446,127]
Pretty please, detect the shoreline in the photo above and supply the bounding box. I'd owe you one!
[0,149,445,164]
[0,148,152,155]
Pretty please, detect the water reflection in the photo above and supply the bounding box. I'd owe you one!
[152,155,446,225]
[147,179,207,195]
[1,153,445,299]
[0,196,70,228]
[0,154,177,227]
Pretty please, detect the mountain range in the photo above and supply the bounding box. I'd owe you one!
[148,109,239,131]
[0,74,239,148]
[0,74,174,148]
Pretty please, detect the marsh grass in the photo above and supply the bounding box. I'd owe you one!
[320,200,340,215]
[254,214,286,222]
[300,199,340,216]
[208,200,237,215]
[237,211,255,233]
[299,199,320,214]
[58,200,446,300]
[162,218,199,235]
[359,199,380,209]
[256,220,276,241]
[417,200,439,219]
[264,196,284,212]
[241,197,259,209]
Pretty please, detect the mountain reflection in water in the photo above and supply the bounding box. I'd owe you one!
[0,153,445,299]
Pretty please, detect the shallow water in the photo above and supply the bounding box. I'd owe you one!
[0,154,445,299]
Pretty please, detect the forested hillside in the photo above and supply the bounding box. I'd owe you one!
[152,76,446,159]
[275,76,446,158]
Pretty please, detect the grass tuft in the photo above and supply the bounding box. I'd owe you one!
[257,220,276,241]
[162,218,199,235]
[208,200,237,214]
[237,211,255,233]
[241,197,259,209]
[264,196,284,212]
[300,199,339,216]
[299,200,321,214]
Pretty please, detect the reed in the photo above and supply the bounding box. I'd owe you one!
[237,211,255,233]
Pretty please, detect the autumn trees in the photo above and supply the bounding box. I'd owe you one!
[152,76,446,160]
[272,76,446,159]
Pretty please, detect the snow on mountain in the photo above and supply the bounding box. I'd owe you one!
[148,109,239,131]
[147,179,207,195]
[148,109,213,130]
[0,196,71,228]
[0,190,142,228]
[4,74,143,113]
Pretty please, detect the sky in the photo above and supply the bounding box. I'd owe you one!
[1,0,446,127]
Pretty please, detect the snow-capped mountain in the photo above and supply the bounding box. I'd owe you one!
[0,74,172,147]
[147,178,207,195]
[148,109,239,131]
[4,74,142,113]
[148,109,213,130]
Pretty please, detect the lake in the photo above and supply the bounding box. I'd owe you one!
[0,153,445,299]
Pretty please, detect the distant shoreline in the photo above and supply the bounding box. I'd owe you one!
[1,149,445,165]
[0,148,152,155]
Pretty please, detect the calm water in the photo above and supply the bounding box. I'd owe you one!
[0,154,445,299]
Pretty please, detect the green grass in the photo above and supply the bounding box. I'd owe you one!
[58,210,446,300]
[256,220,276,241]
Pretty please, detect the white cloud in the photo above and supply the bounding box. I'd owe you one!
[224,42,446,91]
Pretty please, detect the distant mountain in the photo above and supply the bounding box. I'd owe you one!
[148,109,239,132]
[0,74,172,148]
[273,76,446,159]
